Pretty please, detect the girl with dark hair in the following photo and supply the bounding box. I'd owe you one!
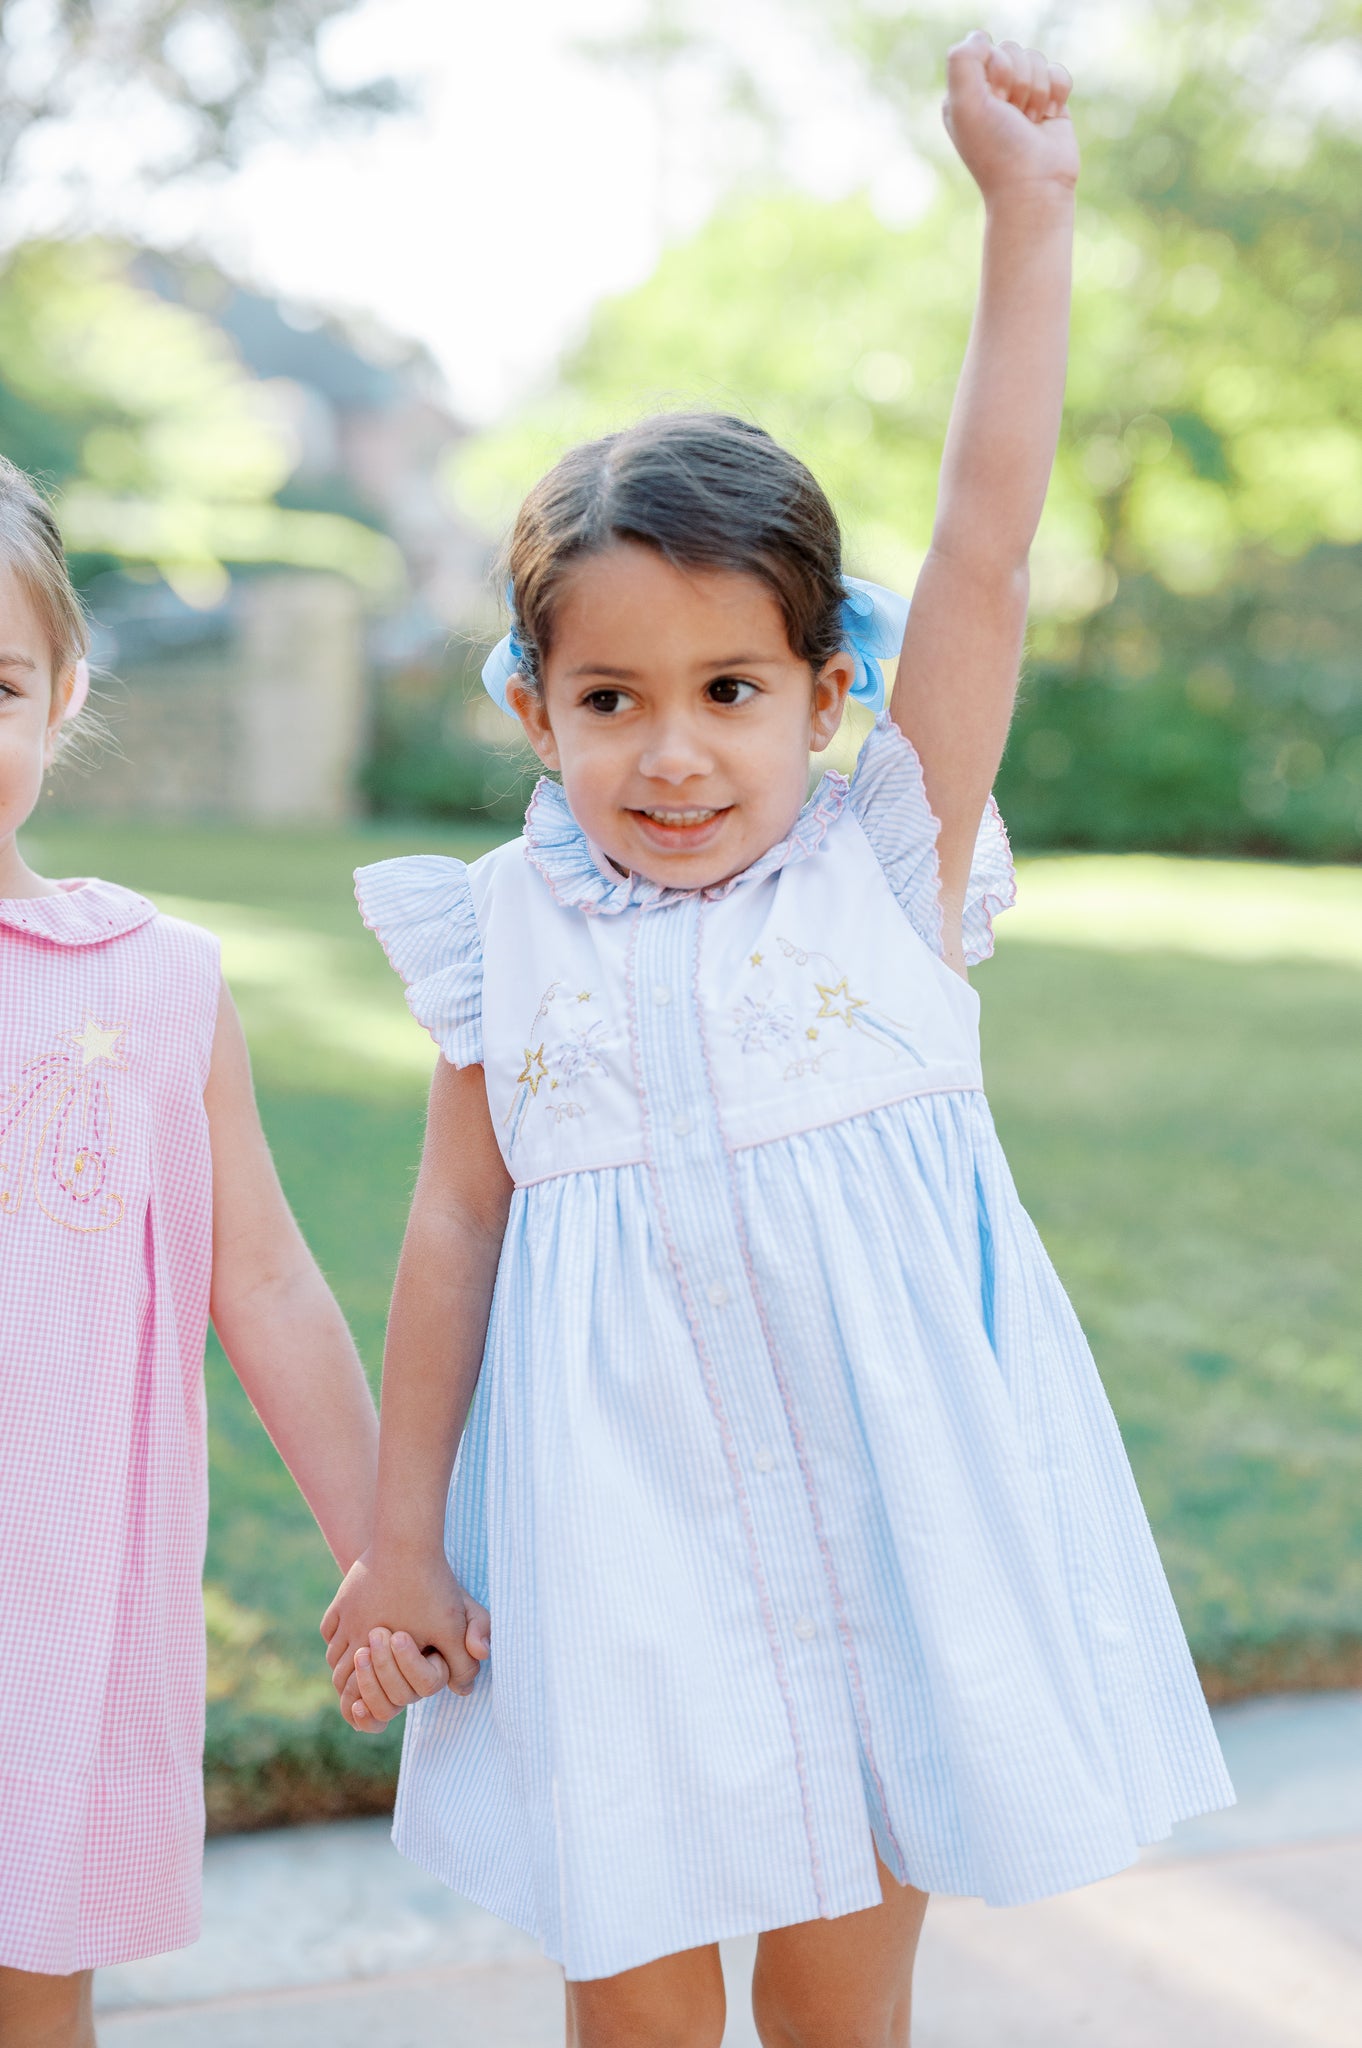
[324,33,1232,2046]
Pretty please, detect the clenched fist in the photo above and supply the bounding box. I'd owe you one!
[943,30,1078,201]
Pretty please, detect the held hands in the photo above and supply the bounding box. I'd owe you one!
[943,30,1077,202]
[321,1546,490,1731]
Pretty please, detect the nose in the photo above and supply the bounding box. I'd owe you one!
[636,711,715,786]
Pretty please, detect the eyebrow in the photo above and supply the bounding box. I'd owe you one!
[0,651,37,669]
[565,652,787,681]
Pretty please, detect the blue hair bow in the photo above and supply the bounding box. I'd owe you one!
[837,577,909,712]
[481,597,524,712]
[480,573,908,715]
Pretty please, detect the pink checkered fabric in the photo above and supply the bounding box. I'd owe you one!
[0,879,219,1974]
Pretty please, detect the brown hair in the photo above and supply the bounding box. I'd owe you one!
[0,456,89,687]
[503,413,845,690]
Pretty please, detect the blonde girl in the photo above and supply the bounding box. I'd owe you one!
[0,459,444,2044]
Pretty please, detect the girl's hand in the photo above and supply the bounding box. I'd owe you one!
[321,1547,490,1731]
[942,30,1077,202]
[342,1628,452,1730]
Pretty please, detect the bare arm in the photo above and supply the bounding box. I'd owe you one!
[890,33,1077,971]
[206,982,379,1571]
[321,1056,513,1726]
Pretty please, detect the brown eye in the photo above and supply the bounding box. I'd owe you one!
[584,689,626,714]
[707,677,757,706]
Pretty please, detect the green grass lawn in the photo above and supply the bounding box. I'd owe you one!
[20,818,1362,1815]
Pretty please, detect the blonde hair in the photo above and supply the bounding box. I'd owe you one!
[0,456,89,687]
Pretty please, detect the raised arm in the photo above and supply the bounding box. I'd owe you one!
[321,1055,513,1727]
[889,31,1077,971]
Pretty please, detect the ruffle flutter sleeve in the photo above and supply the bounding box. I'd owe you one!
[848,715,1016,967]
[354,856,483,1066]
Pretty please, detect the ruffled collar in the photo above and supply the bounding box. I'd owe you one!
[523,772,849,916]
[0,877,159,947]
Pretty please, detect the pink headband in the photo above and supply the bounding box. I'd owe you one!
[64,658,89,723]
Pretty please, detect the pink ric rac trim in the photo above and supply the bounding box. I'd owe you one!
[522,771,851,919]
[624,911,829,1916]
[692,897,911,1888]
[873,720,946,962]
[968,794,1018,965]
[522,780,614,917]
[353,868,406,976]
[353,863,482,1063]
[863,718,1016,967]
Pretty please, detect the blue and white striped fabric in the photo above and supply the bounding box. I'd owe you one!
[356,719,1234,1984]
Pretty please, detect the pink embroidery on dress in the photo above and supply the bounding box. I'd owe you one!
[0,1015,129,1233]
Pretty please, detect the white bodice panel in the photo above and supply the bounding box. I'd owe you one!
[471,813,982,1185]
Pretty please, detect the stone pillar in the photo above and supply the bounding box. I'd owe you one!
[233,573,365,822]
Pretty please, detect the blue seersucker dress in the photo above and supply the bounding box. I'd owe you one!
[355,716,1234,1982]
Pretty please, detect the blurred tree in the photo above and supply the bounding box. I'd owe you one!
[832,5,1362,577]
[448,0,1362,855]
[0,0,401,182]
[0,5,408,597]
[832,0,1362,853]
[0,238,400,593]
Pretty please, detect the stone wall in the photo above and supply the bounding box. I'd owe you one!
[51,573,366,825]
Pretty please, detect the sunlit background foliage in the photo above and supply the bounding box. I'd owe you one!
[0,238,400,592]
[443,0,1362,855]
[4,1,1361,852]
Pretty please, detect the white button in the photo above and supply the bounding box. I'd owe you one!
[706,1282,729,1308]
[793,1617,817,1642]
[754,1447,774,1473]
[671,1112,693,1137]
[652,984,672,1006]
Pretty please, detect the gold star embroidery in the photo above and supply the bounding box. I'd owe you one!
[67,1016,127,1068]
[577,991,592,1003]
[814,979,868,1027]
[806,1026,819,1041]
[517,1045,548,1095]
[749,951,763,967]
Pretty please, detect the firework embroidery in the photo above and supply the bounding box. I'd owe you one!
[0,1015,130,1232]
[504,985,612,1153]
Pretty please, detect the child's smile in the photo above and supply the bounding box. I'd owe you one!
[508,542,854,892]
[629,801,732,856]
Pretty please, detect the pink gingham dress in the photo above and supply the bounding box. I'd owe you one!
[0,879,219,1974]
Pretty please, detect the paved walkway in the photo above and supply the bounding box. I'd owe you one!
[96,1692,1362,2046]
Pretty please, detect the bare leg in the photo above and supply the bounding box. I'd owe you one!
[751,1851,929,2048]
[0,1967,96,2048]
[566,1940,726,2048]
